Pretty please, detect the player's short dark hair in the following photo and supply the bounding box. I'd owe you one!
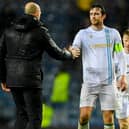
[90,4,106,15]
[123,29,129,36]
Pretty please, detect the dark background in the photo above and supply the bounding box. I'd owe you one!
[0,0,129,129]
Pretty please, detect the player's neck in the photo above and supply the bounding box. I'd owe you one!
[91,24,104,31]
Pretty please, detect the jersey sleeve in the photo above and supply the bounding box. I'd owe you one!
[113,29,126,76]
[72,30,82,49]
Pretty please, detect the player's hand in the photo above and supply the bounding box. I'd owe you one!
[118,75,128,91]
[68,46,80,59]
[1,82,11,92]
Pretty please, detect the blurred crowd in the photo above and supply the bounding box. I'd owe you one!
[0,0,129,129]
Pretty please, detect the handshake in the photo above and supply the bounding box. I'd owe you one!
[67,46,80,59]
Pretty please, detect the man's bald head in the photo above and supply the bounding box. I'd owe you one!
[25,2,41,20]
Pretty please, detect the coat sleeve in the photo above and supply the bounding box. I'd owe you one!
[0,33,6,82]
[41,27,73,60]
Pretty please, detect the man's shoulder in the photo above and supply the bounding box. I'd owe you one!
[77,27,91,34]
[104,26,119,33]
[105,26,121,40]
[40,23,48,31]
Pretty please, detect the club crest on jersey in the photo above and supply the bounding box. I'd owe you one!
[89,34,93,38]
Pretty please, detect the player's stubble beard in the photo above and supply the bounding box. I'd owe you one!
[91,20,104,30]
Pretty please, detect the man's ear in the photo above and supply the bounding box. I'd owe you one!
[103,14,106,20]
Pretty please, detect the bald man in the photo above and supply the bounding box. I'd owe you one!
[25,2,41,20]
[0,2,80,129]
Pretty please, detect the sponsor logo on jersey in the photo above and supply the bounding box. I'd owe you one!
[91,43,112,48]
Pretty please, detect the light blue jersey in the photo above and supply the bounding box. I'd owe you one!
[72,26,126,86]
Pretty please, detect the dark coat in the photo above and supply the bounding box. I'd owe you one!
[0,14,72,88]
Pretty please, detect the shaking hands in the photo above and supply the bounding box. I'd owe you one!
[68,46,80,59]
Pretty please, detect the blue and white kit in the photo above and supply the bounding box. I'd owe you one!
[72,26,126,110]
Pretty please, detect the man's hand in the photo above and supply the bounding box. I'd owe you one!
[117,75,128,91]
[1,82,11,92]
[68,46,80,59]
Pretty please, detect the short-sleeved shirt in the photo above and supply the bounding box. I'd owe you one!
[72,26,126,86]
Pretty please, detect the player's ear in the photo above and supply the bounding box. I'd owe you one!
[103,14,106,20]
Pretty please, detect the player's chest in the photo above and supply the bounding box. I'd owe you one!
[82,32,114,49]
